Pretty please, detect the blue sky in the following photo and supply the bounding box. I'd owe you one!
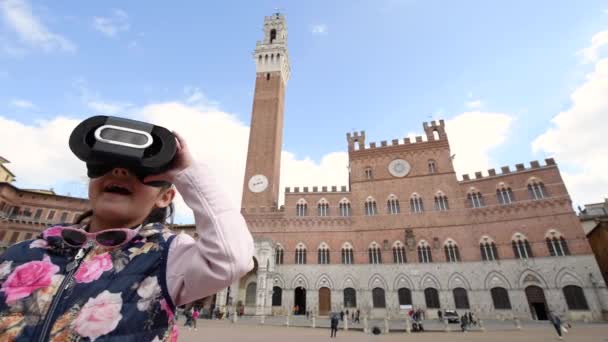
[1,0,607,222]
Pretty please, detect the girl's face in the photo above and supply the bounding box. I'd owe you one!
[88,167,175,227]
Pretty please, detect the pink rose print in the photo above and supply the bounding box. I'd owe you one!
[29,239,48,249]
[1,255,59,304]
[72,290,123,341]
[74,253,113,284]
[42,226,63,239]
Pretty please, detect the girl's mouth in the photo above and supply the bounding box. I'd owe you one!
[103,184,133,196]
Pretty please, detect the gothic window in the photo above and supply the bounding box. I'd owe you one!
[317,199,329,217]
[339,199,352,217]
[368,242,382,264]
[245,282,257,305]
[417,240,433,263]
[512,234,533,259]
[480,236,499,261]
[372,288,386,308]
[270,29,277,43]
[528,179,547,200]
[295,243,307,264]
[424,288,440,308]
[410,193,424,213]
[428,159,437,174]
[387,195,400,214]
[33,209,42,220]
[344,288,357,308]
[398,288,412,305]
[562,285,589,310]
[496,184,514,204]
[364,197,378,216]
[296,199,308,217]
[467,190,484,208]
[453,288,470,309]
[491,287,512,309]
[444,239,460,262]
[275,244,284,265]
[392,241,406,264]
[434,192,449,211]
[545,230,570,257]
[317,243,330,264]
[341,242,354,264]
[364,167,373,180]
[272,286,282,306]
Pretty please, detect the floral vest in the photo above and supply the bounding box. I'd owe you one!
[0,223,178,341]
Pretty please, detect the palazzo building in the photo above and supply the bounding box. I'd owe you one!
[204,13,608,322]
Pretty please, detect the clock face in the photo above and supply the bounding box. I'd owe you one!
[248,174,269,193]
[388,159,411,177]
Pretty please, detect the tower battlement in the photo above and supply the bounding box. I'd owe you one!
[285,185,349,194]
[460,158,557,181]
[347,120,448,153]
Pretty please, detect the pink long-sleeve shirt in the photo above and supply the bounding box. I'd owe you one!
[165,163,255,306]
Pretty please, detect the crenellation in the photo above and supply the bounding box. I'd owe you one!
[321,186,327,192]
[415,136,423,143]
[370,142,377,148]
[460,158,563,183]
[346,131,366,151]
[312,186,318,192]
[501,166,511,174]
[391,139,399,146]
[475,171,483,179]
[285,187,290,193]
[341,186,347,191]
[380,140,387,147]
[530,160,540,168]
[403,137,411,144]
[303,187,309,192]
[545,158,556,165]
[331,186,337,192]
[462,174,470,181]
[488,168,496,176]
[294,187,300,193]
[515,163,525,171]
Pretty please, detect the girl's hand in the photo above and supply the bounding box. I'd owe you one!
[143,131,193,184]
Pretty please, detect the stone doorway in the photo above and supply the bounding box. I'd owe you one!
[525,285,548,320]
[319,287,331,316]
[294,286,306,315]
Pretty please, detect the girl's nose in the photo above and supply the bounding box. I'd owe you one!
[112,168,131,177]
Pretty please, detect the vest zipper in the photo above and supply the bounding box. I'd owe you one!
[38,247,89,342]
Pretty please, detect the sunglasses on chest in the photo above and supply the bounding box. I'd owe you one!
[47,226,139,248]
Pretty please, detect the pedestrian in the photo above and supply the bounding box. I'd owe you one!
[351,312,355,321]
[549,312,564,340]
[460,314,468,332]
[355,309,360,323]
[340,310,344,321]
[0,125,255,340]
[346,309,349,318]
[330,313,340,338]
[185,308,193,328]
[192,307,200,331]
[438,309,443,322]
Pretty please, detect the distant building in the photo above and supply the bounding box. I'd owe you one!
[0,157,16,183]
[580,200,608,287]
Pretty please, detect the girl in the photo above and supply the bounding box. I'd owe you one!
[0,132,255,341]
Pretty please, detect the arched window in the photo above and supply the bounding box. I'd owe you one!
[317,199,329,217]
[387,195,400,214]
[339,199,352,217]
[512,233,533,259]
[428,159,437,174]
[410,193,424,213]
[467,189,484,208]
[393,241,407,264]
[344,288,357,308]
[317,243,330,264]
[417,240,433,263]
[398,288,412,305]
[496,183,514,204]
[453,287,470,309]
[296,199,308,217]
[563,285,589,310]
[545,230,570,257]
[479,236,499,261]
[444,239,460,262]
[341,242,354,265]
[245,282,257,305]
[434,192,449,211]
[491,287,511,309]
[270,28,277,43]
[272,286,282,306]
[364,197,378,216]
[368,242,382,264]
[364,167,373,180]
[424,288,440,308]
[275,244,284,265]
[372,288,386,308]
[528,179,547,200]
[295,243,307,264]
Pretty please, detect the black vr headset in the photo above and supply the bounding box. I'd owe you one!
[69,116,177,186]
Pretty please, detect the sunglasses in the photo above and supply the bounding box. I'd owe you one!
[56,226,139,248]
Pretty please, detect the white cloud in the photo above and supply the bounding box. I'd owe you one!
[311,24,327,35]
[0,0,75,52]
[92,9,129,37]
[87,100,131,115]
[533,57,608,206]
[446,111,514,177]
[466,99,483,109]
[579,30,608,63]
[10,98,36,109]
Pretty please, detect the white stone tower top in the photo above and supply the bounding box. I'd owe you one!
[254,12,291,85]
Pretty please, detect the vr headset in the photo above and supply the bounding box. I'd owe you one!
[69,115,177,186]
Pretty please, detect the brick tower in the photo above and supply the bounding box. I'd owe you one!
[241,13,290,211]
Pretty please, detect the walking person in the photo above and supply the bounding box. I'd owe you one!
[460,314,468,332]
[355,309,360,323]
[340,310,344,321]
[192,307,200,331]
[330,313,339,338]
[549,312,564,340]
[438,309,443,322]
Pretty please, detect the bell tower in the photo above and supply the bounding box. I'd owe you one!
[241,13,290,211]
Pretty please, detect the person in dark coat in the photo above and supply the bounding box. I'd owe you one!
[330,313,340,338]
[340,310,344,321]
[549,312,564,340]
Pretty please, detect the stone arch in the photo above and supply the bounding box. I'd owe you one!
[419,273,441,290]
[315,273,335,289]
[342,274,359,290]
[291,273,310,290]
[368,273,388,290]
[519,269,548,288]
[484,271,512,290]
[555,268,584,288]
[448,272,471,290]
[272,274,286,289]
[393,273,414,290]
